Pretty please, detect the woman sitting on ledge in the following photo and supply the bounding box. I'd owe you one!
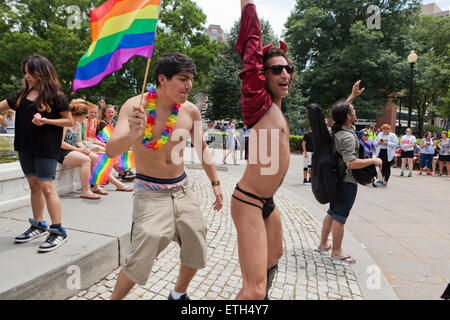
[58,99,132,198]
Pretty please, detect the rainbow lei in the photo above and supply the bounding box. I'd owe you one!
[142,85,181,150]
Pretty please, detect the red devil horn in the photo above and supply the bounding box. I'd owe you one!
[262,44,273,55]
[279,40,288,53]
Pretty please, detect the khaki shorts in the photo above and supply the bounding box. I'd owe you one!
[122,185,207,285]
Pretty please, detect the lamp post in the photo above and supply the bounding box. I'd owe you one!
[407,50,418,129]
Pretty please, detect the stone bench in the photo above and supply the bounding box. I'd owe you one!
[0,161,81,213]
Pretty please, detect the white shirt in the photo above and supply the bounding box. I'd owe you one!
[374,132,398,162]
[401,134,416,152]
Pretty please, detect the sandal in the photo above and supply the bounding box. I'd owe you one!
[120,170,136,181]
[328,255,356,264]
[314,244,332,253]
[116,186,133,192]
[93,188,109,195]
[80,194,101,200]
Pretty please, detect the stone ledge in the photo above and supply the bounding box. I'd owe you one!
[0,162,81,213]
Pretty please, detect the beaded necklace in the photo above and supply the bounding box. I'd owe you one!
[142,85,181,150]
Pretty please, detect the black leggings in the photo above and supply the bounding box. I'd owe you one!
[379,149,392,182]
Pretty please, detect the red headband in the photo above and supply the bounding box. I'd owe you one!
[262,40,288,55]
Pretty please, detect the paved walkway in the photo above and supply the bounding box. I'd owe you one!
[282,154,450,300]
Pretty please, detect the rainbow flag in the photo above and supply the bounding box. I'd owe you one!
[96,123,114,143]
[90,153,118,185]
[73,0,161,92]
[118,150,135,171]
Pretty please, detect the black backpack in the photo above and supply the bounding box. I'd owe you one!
[307,104,377,204]
[352,144,377,185]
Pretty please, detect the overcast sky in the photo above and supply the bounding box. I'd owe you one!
[194,0,450,37]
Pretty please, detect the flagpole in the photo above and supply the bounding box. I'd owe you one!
[139,58,151,107]
[138,2,161,107]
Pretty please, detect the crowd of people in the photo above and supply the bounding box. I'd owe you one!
[355,125,450,183]
[204,120,250,164]
[301,122,449,189]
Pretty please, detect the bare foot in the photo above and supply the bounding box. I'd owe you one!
[80,191,101,200]
[93,186,109,195]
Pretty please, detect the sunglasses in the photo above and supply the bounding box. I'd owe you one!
[264,64,294,75]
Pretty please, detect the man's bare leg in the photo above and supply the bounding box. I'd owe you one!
[173,265,197,293]
[231,196,268,300]
[330,220,354,262]
[318,214,333,250]
[111,269,135,300]
[264,206,283,269]
[264,206,283,299]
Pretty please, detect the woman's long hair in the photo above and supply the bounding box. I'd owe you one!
[16,54,63,113]
[69,99,89,117]
[331,101,351,133]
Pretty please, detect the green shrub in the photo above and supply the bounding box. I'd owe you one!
[290,135,303,153]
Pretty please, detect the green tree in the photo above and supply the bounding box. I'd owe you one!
[0,0,220,107]
[0,0,103,100]
[284,0,421,118]
[409,15,450,135]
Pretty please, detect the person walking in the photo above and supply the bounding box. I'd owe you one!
[374,124,398,187]
[0,54,73,252]
[400,128,416,177]
[302,127,313,185]
[223,120,241,165]
[316,81,382,264]
[107,52,223,300]
[243,124,249,161]
[419,131,435,176]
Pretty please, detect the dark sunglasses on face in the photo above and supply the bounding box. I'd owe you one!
[264,64,294,75]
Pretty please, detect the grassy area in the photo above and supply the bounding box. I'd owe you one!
[0,135,18,164]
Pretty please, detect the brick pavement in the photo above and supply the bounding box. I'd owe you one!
[69,170,364,300]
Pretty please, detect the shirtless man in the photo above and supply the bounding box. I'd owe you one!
[106,52,223,300]
[231,0,294,299]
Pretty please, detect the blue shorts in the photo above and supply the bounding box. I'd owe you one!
[327,182,357,224]
[420,153,434,169]
[18,152,57,181]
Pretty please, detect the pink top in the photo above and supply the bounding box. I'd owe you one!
[236,3,273,128]
[86,118,97,141]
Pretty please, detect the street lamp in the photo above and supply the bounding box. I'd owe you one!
[407,50,418,128]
